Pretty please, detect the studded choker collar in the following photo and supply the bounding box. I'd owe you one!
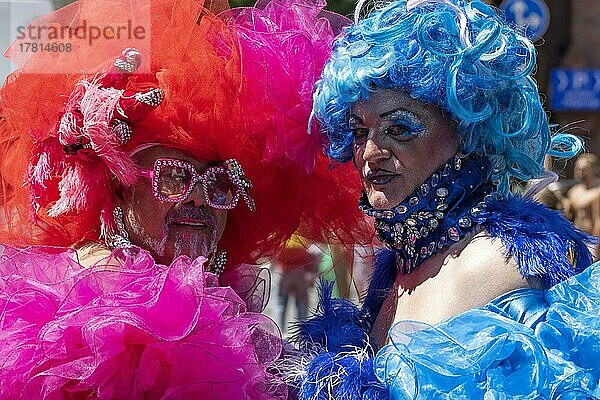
[360,154,499,274]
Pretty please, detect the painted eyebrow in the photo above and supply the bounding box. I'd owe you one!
[379,108,419,119]
[348,114,364,125]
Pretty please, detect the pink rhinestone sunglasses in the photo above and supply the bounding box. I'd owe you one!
[138,158,256,211]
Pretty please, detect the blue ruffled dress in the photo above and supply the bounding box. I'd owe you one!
[377,264,600,399]
[291,196,600,400]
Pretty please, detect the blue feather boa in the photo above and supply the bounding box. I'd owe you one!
[477,195,595,288]
[290,281,388,400]
[292,280,372,354]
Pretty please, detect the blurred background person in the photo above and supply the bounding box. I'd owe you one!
[273,236,320,333]
[568,153,600,257]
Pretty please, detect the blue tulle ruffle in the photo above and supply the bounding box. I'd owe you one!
[375,262,600,399]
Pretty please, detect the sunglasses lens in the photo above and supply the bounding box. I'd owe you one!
[156,164,193,200]
[205,169,236,206]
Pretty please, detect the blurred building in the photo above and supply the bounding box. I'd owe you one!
[554,1,600,163]
[488,0,600,179]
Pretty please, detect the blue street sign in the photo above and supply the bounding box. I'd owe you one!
[550,69,600,111]
[500,0,550,41]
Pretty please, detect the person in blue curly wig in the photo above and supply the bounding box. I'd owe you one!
[287,0,600,398]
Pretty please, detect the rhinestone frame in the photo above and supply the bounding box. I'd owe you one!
[138,157,256,211]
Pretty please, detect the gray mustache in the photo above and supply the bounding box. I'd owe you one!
[165,205,216,226]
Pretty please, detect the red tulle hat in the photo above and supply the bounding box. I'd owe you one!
[0,0,372,269]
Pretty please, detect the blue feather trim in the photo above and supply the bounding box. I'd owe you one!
[476,195,596,288]
[291,281,388,400]
[362,249,397,329]
[298,349,388,400]
[291,280,373,354]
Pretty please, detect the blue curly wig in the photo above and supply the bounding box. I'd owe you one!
[312,0,582,192]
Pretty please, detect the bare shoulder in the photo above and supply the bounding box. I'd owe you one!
[390,232,540,326]
[568,183,584,197]
[453,232,516,272]
[77,243,113,268]
[568,184,599,209]
[442,232,535,308]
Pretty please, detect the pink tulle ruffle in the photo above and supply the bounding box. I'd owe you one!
[0,245,285,399]
[221,263,272,313]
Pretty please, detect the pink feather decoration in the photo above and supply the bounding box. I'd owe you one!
[48,164,88,217]
[77,80,138,186]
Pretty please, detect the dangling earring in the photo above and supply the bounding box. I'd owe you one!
[208,250,227,277]
[106,206,132,249]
